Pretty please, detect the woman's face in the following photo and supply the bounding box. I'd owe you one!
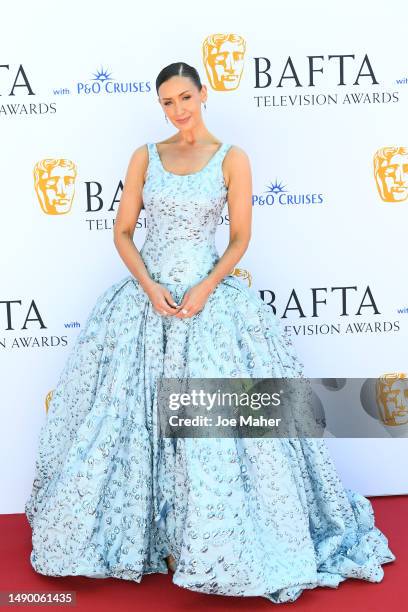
[158,76,206,129]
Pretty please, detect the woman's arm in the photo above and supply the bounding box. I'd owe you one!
[203,144,253,292]
[113,145,155,293]
[113,146,182,316]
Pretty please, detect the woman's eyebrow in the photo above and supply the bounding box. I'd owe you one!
[162,89,192,101]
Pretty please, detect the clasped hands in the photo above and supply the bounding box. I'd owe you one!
[146,279,214,319]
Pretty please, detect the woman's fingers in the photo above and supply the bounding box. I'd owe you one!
[151,287,201,318]
[155,298,179,315]
[150,287,181,316]
[174,304,197,318]
[164,291,180,308]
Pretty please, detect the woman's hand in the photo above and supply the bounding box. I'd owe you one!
[174,280,214,319]
[144,281,182,316]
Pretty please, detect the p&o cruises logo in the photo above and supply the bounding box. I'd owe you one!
[74,65,151,96]
[253,179,325,206]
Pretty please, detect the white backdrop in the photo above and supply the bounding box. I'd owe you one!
[1,0,407,513]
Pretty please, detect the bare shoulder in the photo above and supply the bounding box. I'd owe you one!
[224,144,251,168]
[128,143,149,167]
[223,145,251,186]
[125,143,149,183]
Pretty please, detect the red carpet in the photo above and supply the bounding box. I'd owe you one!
[1,496,406,611]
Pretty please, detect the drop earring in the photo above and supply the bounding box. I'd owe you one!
[164,114,168,123]
[204,102,207,110]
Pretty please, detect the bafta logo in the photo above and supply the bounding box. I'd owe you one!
[373,146,408,202]
[202,33,246,91]
[361,373,408,437]
[232,267,252,286]
[376,373,408,427]
[34,158,78,215]
[45,390,54,414]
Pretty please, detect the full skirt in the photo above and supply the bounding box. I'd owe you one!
[25,274,396,604]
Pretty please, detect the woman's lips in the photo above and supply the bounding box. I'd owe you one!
[176,116,190,123]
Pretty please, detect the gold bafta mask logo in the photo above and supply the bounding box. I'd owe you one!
[376,373,408,427]
[34,158,78,215]
[202,34,246,91]
[373,146,408,202]
[45,390,54,414]
[231,267,252,286]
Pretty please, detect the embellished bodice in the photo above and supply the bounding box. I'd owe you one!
[140,142,232,285]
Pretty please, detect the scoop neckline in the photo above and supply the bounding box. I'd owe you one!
[153,142,224,177]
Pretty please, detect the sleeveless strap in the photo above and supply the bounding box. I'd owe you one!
[147,142,159,164]
[218,143,232,163]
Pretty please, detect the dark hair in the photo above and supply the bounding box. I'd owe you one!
[155,62,202,95]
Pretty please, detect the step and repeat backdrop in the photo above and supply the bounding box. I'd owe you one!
[1,0,407,511]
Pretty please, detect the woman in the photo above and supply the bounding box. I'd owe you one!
[25,61,395,604]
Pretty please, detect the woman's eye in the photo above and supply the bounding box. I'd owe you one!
[164,96,190,105]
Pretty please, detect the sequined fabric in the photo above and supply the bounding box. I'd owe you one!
[25,142,396,603]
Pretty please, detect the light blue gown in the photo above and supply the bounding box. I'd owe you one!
[25,142,396,604]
